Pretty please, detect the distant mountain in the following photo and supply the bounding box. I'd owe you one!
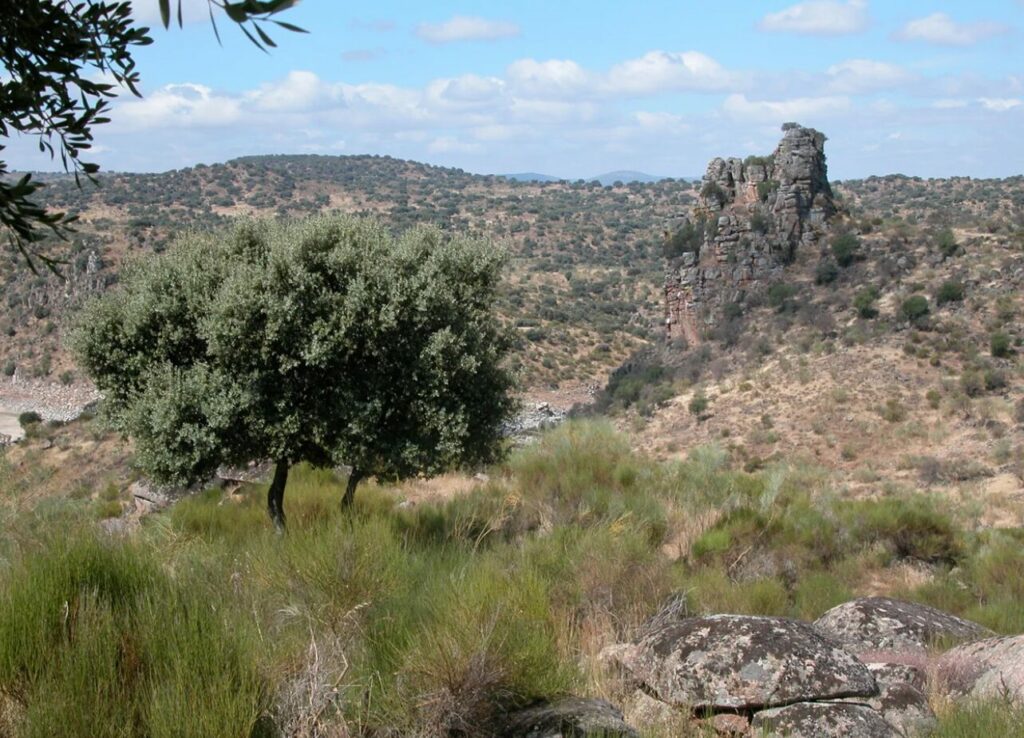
[588,170,669,186]
[500,172,564,183]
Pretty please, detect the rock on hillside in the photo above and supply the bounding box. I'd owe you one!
[618,614,877,711]
[814,597,993,656]
[935,635,1024,704]
[751,701,898,738]
[665,123,836,345]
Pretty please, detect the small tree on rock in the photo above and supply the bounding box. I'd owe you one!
[71,216,516,531]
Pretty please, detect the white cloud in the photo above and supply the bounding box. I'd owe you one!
[932,99,968,109]
[249,70,339,113]
[896,13,1008,46]
[605,51,737,95]
[825,59,914,93]
[633,111,690,133]
[416,15,519,44]
[978,97,1022,112]
[759,0,868,35]
[722,94,851,121]
[115,83,242,129]
[506,59,593,98]
[427,136,482,154]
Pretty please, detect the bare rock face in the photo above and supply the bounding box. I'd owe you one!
[499,697,638,738]
[814,597,993,656]
[664,123,836,345]
[934,635,1024,704]
[751,702,898,738]
[619,615,877,711]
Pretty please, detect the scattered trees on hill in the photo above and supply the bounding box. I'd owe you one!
[72,216,516,531]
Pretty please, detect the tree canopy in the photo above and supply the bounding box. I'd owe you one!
[71,215,517,531]
[1,1,300,273]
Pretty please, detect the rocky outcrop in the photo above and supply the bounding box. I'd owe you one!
[617,615,876,711]
[499,697,638,738]
[751,701,898,738]
[814,597,993,656]
[665,123,836,345]
[934,635,1024,704]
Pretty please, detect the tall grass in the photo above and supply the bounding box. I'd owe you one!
[1,421,1023,737]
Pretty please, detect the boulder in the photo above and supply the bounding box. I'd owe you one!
[934,635,1024,704]
[751,702,898,738]
[619,615,877,711]
[814,597,992,655]
[500,697,637,738]
[839,668,936,737]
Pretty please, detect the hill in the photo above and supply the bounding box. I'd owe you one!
[0,154,698,396]
[589,170,668,186]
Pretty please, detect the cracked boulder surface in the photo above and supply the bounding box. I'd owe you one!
[751,701,899,738]
[814,597,993,656]
[618,614,877,711]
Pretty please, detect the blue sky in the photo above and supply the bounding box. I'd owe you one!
[9,0,1024,178]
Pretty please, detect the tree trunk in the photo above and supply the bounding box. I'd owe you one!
[342,467,363,510]
[267,458,290,534]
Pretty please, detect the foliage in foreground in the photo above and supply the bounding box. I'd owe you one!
[71,215,516,529]
[1,420,1022,736]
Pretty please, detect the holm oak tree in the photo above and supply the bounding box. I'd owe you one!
[71,216,516,531]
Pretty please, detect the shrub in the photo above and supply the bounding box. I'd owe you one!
[830,233,859,267]
[936,228,958,258]
[756,180,779,203]
[17,411,42,429]
[990,332,1012,358]
[935,280,965,306]
[815,258,839,285]
[846,497,961,565]
[701,181,726,206]
[880,399,907,423]
[983,367,1007,392]
[853,287,879,319]
[1,360,14,376]
[926,389,942,409]
[689,392,709,417]
[960,370,984,397]
[767,283,798,313]
[750,211,770,234]
[900,295,930,324]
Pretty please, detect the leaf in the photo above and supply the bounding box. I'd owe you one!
[159,0,171,28]
[253,22,277,48]
[270,19,308,33]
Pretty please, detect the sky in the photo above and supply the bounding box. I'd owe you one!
[7,0,1024,179]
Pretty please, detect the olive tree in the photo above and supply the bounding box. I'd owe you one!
[71,216,516,531]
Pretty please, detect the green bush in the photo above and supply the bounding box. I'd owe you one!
[768,283,798,313]
[900,295,930,324]
[935,280,965,306]
[689,392,709,417]
[936,228,958,258]
[990,332,1012,358]
[1,360,14,376]
[830,233,859,267]
[757,180,779,203]
[815,258,839,285]
[960,370,984,397]
[17,411,42,428]
[853,287,879,319]
[845,497,961,565]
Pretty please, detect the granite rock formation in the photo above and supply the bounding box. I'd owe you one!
[665,123,836,345]
[814,597,993,656]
